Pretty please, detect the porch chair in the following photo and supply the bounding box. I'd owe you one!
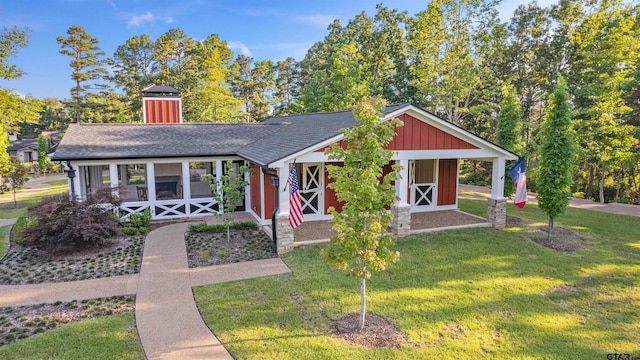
[136,186,148,201]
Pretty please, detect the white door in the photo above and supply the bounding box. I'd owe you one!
[410,160,438,211]
[300,163,322,218]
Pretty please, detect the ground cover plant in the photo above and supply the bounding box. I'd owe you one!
[0,234,143,284]
[185,221,276,267]
[0,295,135,346]
[194,199,639,359]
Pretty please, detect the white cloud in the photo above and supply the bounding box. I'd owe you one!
[293,14,336,29]
[127,12,175,28]
[228,41,252,56]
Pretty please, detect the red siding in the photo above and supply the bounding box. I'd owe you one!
[144,99,181,123]
[437,159,458,206]
[249,163,262,218]
[263,169,276,220]
[387,114,477,150]
[324,162,344,213]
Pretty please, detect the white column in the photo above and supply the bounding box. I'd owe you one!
[490,157,506,199]
[109,164,118,187]
[181,161,191,200]
[72,164,82,200]
[146,162,156,202]
[396,159,409,205]
[215,160,223,212]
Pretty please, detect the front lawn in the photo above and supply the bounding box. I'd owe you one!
[0,313,144,360]
[0,184,69,219]
[195,199,639,359]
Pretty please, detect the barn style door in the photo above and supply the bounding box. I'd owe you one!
[300,163,323,218]
[409,160,438,211]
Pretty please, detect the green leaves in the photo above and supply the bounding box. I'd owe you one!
[321,97,401,297]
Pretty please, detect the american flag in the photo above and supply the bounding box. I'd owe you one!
[287,165,304,228]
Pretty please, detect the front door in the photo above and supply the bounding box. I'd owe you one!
[410,160,437,211]
[299,163,322,218]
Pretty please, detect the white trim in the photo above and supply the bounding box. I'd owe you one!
[69,156,242,167]
[410,222,491,234]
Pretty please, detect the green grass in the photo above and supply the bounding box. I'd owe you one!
[195,199,639,359]
[0,184,68,219]
[0,225,9,259]
[0,313,144,359]
[44,179,69,186]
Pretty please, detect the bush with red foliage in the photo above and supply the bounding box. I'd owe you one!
[20,187,123,251]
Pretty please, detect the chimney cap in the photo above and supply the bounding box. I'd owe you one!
[142,85,181,97]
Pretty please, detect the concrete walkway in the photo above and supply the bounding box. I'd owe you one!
[0,222,292,359]
[459,184,640,217]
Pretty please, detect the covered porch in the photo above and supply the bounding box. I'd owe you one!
[68,157,248,220]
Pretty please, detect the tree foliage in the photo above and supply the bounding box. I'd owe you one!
[496,83,525,196]
[322,97,402,330]
[3,158,29,206]
[537,78,576,238]
[56,25,108,122]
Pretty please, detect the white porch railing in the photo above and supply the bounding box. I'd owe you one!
[119,198,220,220]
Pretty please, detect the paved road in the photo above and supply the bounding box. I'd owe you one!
[459,184,640,217]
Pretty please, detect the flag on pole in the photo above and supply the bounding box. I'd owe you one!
[287,164,304,228]
[509,156,527,208]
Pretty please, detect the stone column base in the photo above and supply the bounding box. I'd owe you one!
[487,197,507,230]
[391,204,411,236]
[275,215,294,254]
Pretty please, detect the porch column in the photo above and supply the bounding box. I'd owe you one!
[215,161,223,212]
[181,161,191,200]
[73,165,83,200]
[275,163,294,254]
[147,162,156,202]
[488,157,507,230]
[109,164,118,188]
[392,159,411,236]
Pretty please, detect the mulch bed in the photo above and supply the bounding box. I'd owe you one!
[0,295,134,346]
[332,313,408,348]
[185,229,277,268]
[530,226,582,252]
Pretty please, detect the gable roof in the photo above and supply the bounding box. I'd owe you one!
[7,138,38,152]
[51,103,517,165]
[239,103,409,166]
[52,123,284,161]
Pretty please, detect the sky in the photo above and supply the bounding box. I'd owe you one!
[0,0,555,100]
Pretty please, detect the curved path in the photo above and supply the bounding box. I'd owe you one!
[459,184,640,217]
[0,222,292,359]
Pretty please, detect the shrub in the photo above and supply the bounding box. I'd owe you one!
[138,226,148,234]
[572,191,585,199]
[20,187,121,251]
[121,227,138,236]
[129,208,151,229]
[13,215,38,245]
[188,221,256,233]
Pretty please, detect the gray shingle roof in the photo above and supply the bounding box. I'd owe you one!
[52,123,285,161]
[52,104,414,165]
[239,103,411,166]
[7,138,38,151]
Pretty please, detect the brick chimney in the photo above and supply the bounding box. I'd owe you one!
[142,85,182,124]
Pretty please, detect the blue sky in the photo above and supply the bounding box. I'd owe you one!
[0,0,553,100]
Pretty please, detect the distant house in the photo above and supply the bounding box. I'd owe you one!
[7,131,60,165]
[52,86,517,253]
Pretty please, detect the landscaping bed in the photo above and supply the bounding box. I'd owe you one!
[0,235,144,285]
[185,227,276,268]
[0,295,134,346]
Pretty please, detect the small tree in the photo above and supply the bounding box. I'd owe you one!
[322,97,402,330]
[4,158,29,207]
[496,83,524,197]
[37,135,50,176]
[538,78,576,240]
[204,160,251,244]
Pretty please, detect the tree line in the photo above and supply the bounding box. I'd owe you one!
[2,0,639,204]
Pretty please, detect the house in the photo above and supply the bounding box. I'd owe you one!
[7,131,60,164]
[52,86,518,253]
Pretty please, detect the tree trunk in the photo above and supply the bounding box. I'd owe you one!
[547,216,554,241]
[599,162,606,204]
[359,275,366,331]
[586,166,594,200]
